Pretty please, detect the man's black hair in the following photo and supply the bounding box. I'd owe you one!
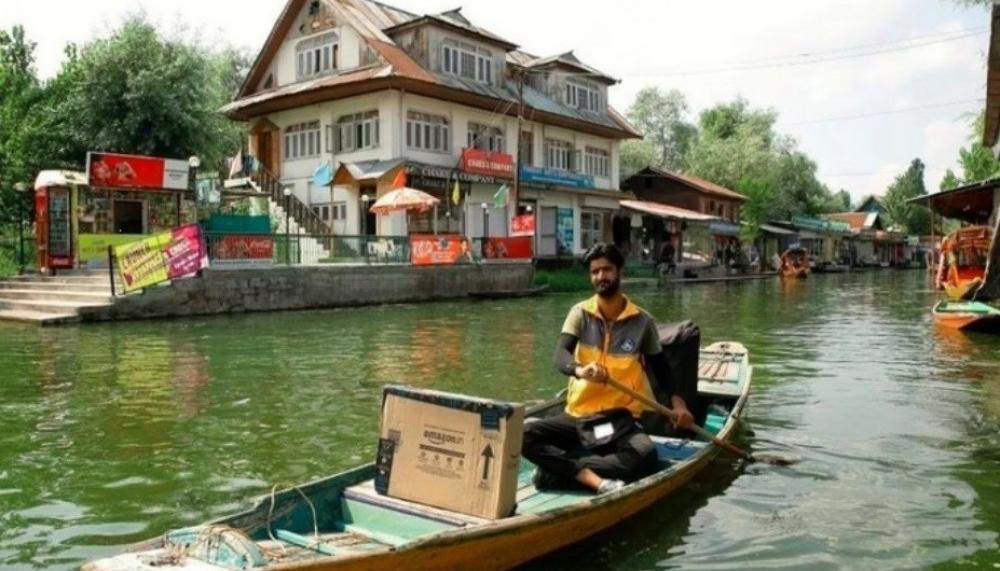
[583,243,625,269]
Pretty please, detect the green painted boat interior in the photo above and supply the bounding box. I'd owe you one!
[189,410,727,566]
[935,301,1000,314]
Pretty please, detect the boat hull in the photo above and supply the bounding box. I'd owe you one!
[933,301,1000,332]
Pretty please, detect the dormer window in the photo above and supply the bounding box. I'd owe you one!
[296,31,338,81]
[443,40,492,85]
[565,80,602,113]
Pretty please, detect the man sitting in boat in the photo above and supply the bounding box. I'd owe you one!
[522,243,695,494]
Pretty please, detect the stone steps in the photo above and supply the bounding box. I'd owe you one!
[0,297,111,315]
[0,308,80,325]
[0,272,116,324]
[0,280,112,293]
[0,288,113,302]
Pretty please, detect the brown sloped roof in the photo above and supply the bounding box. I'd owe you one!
[823,212,868,230]
[231,0,638,139]
[642,167,747,202]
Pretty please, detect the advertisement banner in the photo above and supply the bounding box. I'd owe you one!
[483,237,533,261]
[459,148,515,179]
[411,234,473,266]
[557,208,574,254]
[211,235,274,266]
[87,151,189,191]
[511,214,535,237]
[115,223,207,292]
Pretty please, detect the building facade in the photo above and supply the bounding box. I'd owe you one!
[222,0,639,256]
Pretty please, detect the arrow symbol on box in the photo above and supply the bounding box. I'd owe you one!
[481,444,494,480]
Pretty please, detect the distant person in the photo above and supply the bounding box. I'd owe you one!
[522,243,694,494]
[658,239,676,275]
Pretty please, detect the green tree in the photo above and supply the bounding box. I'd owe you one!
[0,25,42,223]
[883,158,930,235]
[684,97,840,231]
[832,189,852,211]
[46,16,247,174]
[940,169,961,191]
[622,87,696,176]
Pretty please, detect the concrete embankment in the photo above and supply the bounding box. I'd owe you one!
[79,264,534,322]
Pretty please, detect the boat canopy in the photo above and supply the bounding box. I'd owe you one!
[910,179,997,225]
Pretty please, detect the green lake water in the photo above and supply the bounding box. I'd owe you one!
[1,270,999,569]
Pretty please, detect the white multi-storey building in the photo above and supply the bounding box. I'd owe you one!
[222,0,640,256]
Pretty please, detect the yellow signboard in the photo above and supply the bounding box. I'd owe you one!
[115,232,171,292]
[79,234,147,265]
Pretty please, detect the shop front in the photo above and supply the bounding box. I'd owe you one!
[33,152,196,273]
[518,165,597,258]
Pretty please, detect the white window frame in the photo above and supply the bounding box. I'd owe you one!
[467,122,505,152]
[406,111,451,153]
[336,110,380,153]
[584,146,610,177]
[284,121,321,161]
[442,40,493,85]
[580,209,605,249]
[545,138,574,171]
[296,31,339,81]
[566,80,602,113]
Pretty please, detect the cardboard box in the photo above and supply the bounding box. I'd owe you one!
[375,386,525,520]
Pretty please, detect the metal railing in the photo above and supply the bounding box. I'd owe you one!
[0,234,36,276]
[203,232,411,266]
[249,166,330,237]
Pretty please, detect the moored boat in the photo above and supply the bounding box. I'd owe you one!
[935,225,992,300]
[933,300,1000,332]
[780,247,810,279]
[84,342,753,571]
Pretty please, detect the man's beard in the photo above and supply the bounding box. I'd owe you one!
[594,277,620,298]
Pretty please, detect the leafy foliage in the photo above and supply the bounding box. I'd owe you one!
[0,16,249,229]
[883,159,930,235]
[620,88,697,179]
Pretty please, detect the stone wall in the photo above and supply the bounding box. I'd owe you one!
[80,264,534,322]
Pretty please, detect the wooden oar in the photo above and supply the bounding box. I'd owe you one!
[603,376,796,466]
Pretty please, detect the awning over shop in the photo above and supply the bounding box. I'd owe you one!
[709,221,741,237]
[908,178,998,224]
[34,170,87,190]
[619,199,716,222]
[334,159,405,185]
[759,223,796,236]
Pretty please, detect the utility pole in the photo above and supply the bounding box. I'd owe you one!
[513,68,525,231]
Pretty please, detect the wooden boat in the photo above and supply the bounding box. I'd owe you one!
[936,225,992,300]
[932,300,1000,332]
[780,247,810,279]
[84,342,752,571]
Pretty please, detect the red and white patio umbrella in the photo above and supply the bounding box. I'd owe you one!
[368,187,441,214]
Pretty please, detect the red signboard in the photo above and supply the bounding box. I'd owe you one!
[212,235,274,265]
[511,214,535,237]
[483,237,533,261]
[87,151,190,191]
[411,234,474,266]
[460,148,515,179]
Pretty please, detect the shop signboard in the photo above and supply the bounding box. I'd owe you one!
[411,234,473,266]
[115,223,208,292]
[483,237,533,261]
[556,208,574,254]
[511,214,535,237]
[87,151,189,191]
[211,235,274,266]
[459,148,515,179]
[79,234,147,267]
[520,165,594,189]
